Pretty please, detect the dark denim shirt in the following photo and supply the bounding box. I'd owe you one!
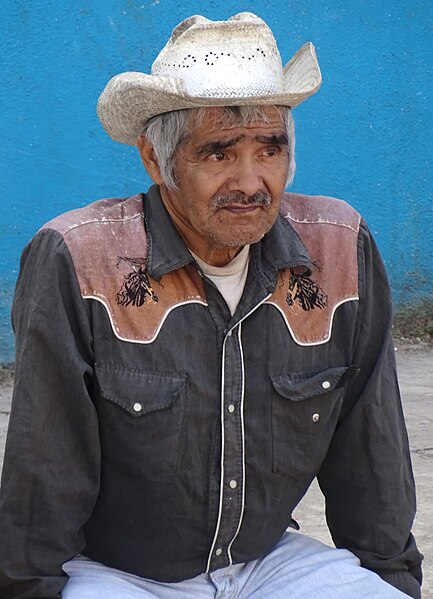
[0,186,422,598]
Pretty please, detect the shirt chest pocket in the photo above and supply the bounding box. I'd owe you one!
[270,366,358,480]
[95,364,187,478]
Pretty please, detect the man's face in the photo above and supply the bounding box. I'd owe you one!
[142,106,290,265]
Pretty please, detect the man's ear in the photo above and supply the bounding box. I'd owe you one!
[137,135,164,185]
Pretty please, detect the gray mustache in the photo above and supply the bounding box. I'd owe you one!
[211,191,272,209]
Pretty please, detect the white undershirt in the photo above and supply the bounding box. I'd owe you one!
[190,246,251,315]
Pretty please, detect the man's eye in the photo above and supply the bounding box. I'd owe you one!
[263,147,280,157]
[209,152,226,162]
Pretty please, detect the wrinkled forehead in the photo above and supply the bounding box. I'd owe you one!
[187,105,287,131]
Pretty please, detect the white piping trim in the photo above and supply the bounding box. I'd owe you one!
[284,204,361,233]
[264,295,359,346]
[227,322,246,564]
[206,333,227,573]
[205,294,271,571]
[284,212,361,234]
[225,294,272,337]
[82,295,208,345]
[59,212,144,236]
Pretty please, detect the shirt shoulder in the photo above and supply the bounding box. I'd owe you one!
[280,192,361,233]
[40,194,145,238]
[267,193,362,345]
[38,195,152,333]
[37,194,205,345]
[39,194,148,284]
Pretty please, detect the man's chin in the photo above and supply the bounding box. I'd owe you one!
[211,230,268,248]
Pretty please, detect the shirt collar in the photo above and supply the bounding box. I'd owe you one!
[261,211,313,273]
[144,185,312,281]
[144,185,196,281]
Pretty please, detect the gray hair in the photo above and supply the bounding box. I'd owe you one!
[140,105,296,190]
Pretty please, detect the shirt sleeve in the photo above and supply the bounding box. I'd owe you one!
[317,219,423,598]
[0,229,100,598]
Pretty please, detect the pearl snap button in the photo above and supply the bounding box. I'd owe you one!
[215,548,223,556]
[133,402,143,412]
[321,380,331,390]
[312,413,320,422]
[229,480,237,489]
[228,404,235,413]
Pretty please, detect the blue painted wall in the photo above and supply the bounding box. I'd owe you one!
[1,0,432,362]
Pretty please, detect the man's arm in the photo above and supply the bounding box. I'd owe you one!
[0,229,100,598]
[318,219,423,599]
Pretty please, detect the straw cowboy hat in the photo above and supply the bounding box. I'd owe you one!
[97,12,322,145]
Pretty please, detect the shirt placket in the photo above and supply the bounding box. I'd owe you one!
[206,322,246,571]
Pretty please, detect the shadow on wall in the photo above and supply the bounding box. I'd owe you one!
[393,300,433,344]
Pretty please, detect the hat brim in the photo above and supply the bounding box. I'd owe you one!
[97,43,321,146]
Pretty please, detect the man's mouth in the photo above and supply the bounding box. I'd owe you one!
[221,205,261,213]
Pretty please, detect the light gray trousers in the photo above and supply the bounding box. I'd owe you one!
[62,532,410,598]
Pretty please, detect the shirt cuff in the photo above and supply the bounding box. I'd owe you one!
[378,571,421,599]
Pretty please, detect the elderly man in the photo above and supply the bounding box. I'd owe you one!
[0,12,422,599]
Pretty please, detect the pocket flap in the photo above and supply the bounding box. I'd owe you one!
[271,365,359,402]
[95,363,187,416]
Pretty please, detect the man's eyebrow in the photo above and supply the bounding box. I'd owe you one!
[255,133,288,145]
[195,137,242,156]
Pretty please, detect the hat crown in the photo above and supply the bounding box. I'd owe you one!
[151,13,285,98]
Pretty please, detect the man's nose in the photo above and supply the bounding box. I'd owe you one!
[227,158,264,197]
